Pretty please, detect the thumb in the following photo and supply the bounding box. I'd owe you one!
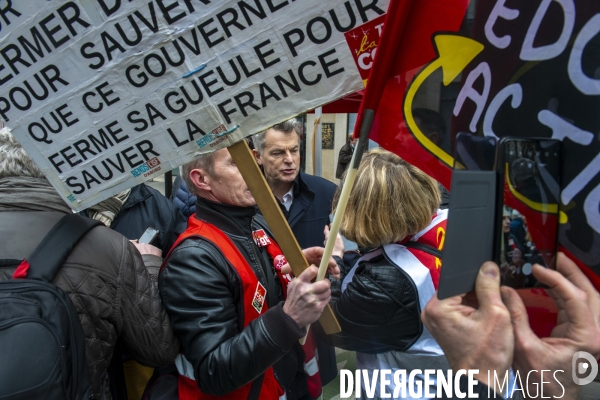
[280,262,292,275]
[475,262,504,312]
[297,265,318,283]
[501,286,538,348]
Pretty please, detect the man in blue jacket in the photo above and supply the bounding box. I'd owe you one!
[252,119,343,390]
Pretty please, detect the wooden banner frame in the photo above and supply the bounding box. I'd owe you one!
[228,140,341,334]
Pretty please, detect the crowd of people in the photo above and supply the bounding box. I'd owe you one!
[499,207,545,289]
[0,118,599,400]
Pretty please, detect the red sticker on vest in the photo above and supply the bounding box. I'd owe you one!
[273,254,293,288]
[251,282,267,314]
[252,229,272,248]
[273,255,287,271]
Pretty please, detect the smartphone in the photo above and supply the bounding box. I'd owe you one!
[494,138,562,289]
[454,132,497,171]
[139,226,160,245]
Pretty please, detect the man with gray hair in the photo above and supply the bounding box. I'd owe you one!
[251,119,341,256]
[159,147,339,399]
[0,128,179,399]
[252,118,343,390]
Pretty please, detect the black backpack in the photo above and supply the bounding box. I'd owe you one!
[0,214,102,400]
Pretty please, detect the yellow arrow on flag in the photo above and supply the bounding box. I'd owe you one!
[504,166,567,223]
[404,34,484,167]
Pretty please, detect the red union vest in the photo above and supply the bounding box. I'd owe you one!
[161,216,321,399]
[251,229,322,398]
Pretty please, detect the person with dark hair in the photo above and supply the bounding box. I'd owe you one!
[336,135,358,179]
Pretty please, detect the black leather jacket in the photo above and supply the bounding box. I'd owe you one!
[159,198,308,398]
[319,250,423,353]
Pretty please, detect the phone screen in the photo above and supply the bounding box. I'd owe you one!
[139,226,160,245]
[496,139,562,288]
[453,132,497,171]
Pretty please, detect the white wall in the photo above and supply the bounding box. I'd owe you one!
[305,113,348,182]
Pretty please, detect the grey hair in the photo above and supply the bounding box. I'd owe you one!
[0,127,45,179]
[252,118,302,155]
[181,152,218,196]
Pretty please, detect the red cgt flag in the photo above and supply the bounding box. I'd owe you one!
[353,0,471,190]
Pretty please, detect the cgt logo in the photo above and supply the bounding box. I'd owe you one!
[572,352,598,386]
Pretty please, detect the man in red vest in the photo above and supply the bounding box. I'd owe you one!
[159,148,339,400]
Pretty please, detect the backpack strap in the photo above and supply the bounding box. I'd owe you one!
[246,372,265,400]
[404,241,443,259]
[16,214,102,282]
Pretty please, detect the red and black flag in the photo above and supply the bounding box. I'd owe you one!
[350,0,600,335]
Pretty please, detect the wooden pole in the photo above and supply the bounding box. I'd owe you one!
[300,109,375,343]
[317,110,375,280]
[228,140,341,334]
[314,108,323,177]
[311,116,321,174]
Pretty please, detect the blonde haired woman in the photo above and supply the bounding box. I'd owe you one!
[324,149,449,399]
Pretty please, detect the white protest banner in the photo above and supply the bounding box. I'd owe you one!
[0,0,389,211]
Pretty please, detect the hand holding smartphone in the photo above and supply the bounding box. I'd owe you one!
[438,135,562,298]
